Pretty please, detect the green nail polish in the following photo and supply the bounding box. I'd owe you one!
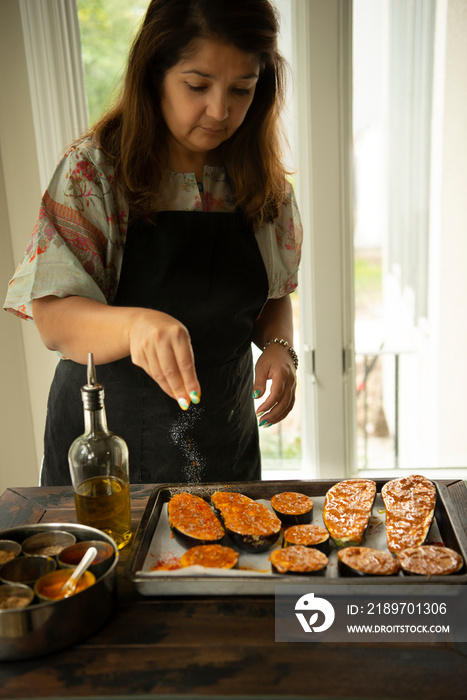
[264,422,273,428]
[256,411,265,419]
[177,397,189,411]
[189,391,200,404]
[252,390,261,399]
[259,419,268,427]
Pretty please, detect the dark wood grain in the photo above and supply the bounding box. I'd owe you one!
[448,479,467,539]
[0,488,46,529]
[0,480,466,699]
[1,607,466,699]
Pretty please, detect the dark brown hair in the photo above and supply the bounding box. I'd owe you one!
[90,0,289,226]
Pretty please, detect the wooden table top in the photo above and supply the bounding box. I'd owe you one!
[0,480,466,699]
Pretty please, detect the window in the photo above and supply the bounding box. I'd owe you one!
[353,0,467,477]
[19,0,466,481]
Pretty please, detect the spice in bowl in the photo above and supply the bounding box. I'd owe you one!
[0,540,22,565]
[22,531,76,558]
[0,583,34,610]
[34,568,96,601]
[58,540,114,578]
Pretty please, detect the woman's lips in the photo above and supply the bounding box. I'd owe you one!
[199,126,224,135]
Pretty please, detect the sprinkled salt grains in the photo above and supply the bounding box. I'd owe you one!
[169,406,206,483]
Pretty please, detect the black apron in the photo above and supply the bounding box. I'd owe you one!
[41,210,269,485]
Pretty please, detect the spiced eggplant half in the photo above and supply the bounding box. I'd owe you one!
[269,545,328,575]
[179,544,239,570]
[283,524,330,554]
[381,475,436,553]
[167,492,225,548]
[322,479,377,548]
[270,492,314,525]
[396,545,464,576]
[211,491,281,553]
[338,546,400,577]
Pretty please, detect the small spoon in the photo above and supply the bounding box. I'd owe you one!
[60,546,97,598]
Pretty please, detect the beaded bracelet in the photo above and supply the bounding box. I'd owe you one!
[262,338,299,370]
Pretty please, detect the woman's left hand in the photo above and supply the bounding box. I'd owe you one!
[252,343,297,426]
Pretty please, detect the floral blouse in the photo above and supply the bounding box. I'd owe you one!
[4,138,303,322]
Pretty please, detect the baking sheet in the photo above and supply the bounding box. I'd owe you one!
[125,479,467,595]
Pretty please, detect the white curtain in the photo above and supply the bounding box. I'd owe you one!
[19,0,89,191]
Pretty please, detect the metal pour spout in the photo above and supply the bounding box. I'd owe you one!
[87,352,97,386]
[82,352,104,410]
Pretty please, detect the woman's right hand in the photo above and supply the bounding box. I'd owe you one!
[32,296,200,410]
[128,308,201,409]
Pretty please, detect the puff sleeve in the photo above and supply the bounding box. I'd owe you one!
[254,179,303,299]
[3,140,128,321]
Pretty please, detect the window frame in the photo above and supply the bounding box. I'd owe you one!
[292,0,357,479]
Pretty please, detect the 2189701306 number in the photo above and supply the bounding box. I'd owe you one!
[365,602,447,615]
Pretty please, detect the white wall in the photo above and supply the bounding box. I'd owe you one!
[431,0,467,466]
[1,0,89,494]
[0,0,58,492]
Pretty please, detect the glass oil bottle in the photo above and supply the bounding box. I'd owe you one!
[68,353,132,549]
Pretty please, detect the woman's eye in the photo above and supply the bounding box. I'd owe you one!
[187,84,207,92]
[232,88,251,96]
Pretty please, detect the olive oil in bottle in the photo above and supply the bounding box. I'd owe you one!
[68,353,132,549]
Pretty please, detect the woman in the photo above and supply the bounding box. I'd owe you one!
[4,0,302,485]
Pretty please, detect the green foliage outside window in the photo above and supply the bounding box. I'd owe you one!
[77,0,147,125]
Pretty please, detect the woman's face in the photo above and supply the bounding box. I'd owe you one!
[161,38,260,164]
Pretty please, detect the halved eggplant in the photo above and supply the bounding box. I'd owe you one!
[337,546,400,577]
[167,492,225,548]
[269,545,328,575]
[270,492,314,525]
[396,545,463,576]
[211,491,281,553]
[381,475,436,553]
[283,524,330,554]
[322,479,376,548]
[179,544,239,570]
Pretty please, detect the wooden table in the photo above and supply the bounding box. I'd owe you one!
[0,481,466,699]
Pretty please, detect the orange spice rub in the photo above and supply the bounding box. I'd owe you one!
[381,475,436,553]
[338,546,400,576]
[271,492,313,516]
[211,491,281,537]
[269,545,328,574]
[396,545,463,576]
[180,544,239,569]
[283,524,329,547]
[323,479,376,547]
[168,492,224,541]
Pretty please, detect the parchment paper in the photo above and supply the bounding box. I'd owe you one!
[138,495,443,579]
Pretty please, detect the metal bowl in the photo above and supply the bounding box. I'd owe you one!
[58,539,115,579]
[0,523,118,660]
[0,539,22,565]
[0,554,56,585]
[22,529,76,558]
[34,568,96,602]
[0,583,34,610]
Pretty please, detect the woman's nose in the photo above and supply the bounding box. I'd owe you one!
[205,91,229,121]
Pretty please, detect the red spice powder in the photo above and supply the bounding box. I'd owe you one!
[150,554,181,571]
